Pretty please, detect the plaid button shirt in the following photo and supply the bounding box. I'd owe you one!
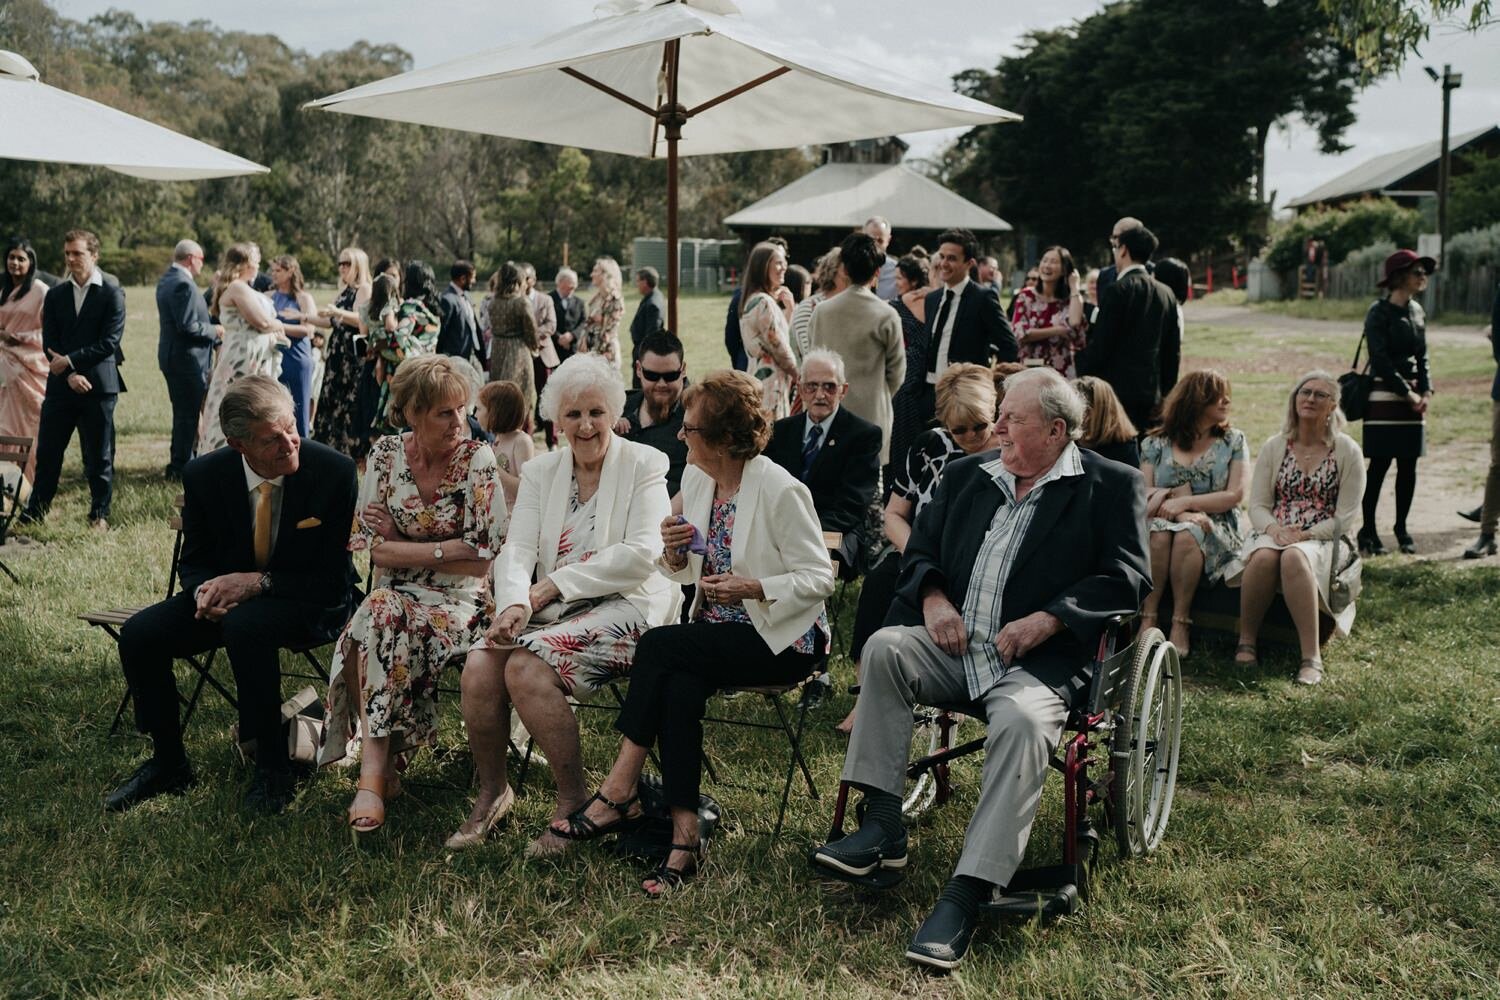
[958,443,1085,699]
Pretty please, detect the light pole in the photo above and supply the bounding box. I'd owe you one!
[1423,64,1463,255]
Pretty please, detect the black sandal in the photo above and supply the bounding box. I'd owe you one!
[551,789,641,841]
[642,842,703,897]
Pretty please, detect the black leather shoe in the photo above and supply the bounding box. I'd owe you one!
[1459,506,1483,523]
[812,819,907,877]
[105,757,194,812]
[1464,533,1497,559]
[1356,529,1385,557]
[906,899,978,971]
[243,768,298,815]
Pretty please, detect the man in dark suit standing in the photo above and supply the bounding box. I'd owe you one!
[628,266,666,385]
[812,367,1149,969]
[157,240,220,480]
[1078,218,1179,432]
[550,267,586,364]
[23,229,126,531]
[106,376,359,815]
[764,349,881,580]
[437,260,481,364]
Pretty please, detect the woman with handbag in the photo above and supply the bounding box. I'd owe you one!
[1358,249,1434,555]
[1225,371,1365,685]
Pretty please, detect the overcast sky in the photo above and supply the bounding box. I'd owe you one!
[52,0,1500,213]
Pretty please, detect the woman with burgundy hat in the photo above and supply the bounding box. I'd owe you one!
[1357,249,1434,556]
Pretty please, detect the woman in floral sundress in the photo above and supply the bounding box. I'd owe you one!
[1138,369,1250,658]
[738,241,799,419]
[320,355,507,834]
[197,244,287,454]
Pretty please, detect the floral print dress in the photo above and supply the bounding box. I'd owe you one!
[319,435,507,765]
[739,291,797,419]
[369,299,440,436]
[1013,286,1087,376]
[514,481,648,696]
[1142,428,1251,583]
[312,284,369,460]
[582,290,624,366]
[197,295,284,453]
[697,496,828,653]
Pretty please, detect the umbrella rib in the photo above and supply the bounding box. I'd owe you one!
[558,66,657,117]
[683,65,791,119]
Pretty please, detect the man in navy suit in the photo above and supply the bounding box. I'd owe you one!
[106,376,360,815]
[23,229,126,531]
[437,259,480,363]
[157,240,220,480]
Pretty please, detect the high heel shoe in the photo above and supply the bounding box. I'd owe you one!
[1393,528,1416,554]
[1356,528,1385,557]
[642,841,704,897]
[445,785,515,849]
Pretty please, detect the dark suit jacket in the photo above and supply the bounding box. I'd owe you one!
[723,288,747,370]
[155,266,216,377]
[923,280,1018,374]
[437,284,480,360]
[765,407,881,576]
[890,448,1150,708]
[41,277,127,397]
[179,441,361,639]
[630,289,666,352]
[1077,267,1178,416]
[551,290,585,335]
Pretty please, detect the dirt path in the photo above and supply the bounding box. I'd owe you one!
[1184,300,1494,563]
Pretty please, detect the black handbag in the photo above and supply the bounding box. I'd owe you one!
[1338,331,1373,421]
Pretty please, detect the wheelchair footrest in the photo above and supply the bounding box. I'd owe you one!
[806,849,907,891]
[982,864,1084,919]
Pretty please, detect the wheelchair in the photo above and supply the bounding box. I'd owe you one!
[815,617,1182,918]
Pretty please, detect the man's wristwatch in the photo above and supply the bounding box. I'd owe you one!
[258,572,272,596]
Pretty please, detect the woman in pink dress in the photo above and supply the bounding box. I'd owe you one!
[1013,245,1087,376]
[0,238,48,481]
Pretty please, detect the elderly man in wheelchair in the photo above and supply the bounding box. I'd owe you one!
[811,367,1152,970]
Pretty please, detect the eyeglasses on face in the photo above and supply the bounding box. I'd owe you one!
[947,421,991,437]
[640,368,683,383]
[680,423,704,435]
[1296,387,1333,401]
[337,259,353,267]
[801,380,840,395]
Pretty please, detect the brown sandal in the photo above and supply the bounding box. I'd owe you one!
[347,773,400,833]
[1233,642,1258,668]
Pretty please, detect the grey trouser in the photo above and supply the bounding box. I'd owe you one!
[842,625,1067,886]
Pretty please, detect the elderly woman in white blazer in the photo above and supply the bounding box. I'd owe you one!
[452,354,677,854]
[549,370,836,896]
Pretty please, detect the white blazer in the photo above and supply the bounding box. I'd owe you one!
[666,454,835,654]
[494,435,679,627]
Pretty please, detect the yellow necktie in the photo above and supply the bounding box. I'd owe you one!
[253,481,274,570]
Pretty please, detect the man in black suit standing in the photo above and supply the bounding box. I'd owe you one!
[1078,218,1179,432]
[764,349,881,580]
[550,267,586,364]
[157,239,220,481]
[23,229,126,531]
[628,266,666,385]
[812,367,1149,969]
[437,259,481,365]
[105,376,360,815]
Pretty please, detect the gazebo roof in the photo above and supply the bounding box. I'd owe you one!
[724,162,1010,231]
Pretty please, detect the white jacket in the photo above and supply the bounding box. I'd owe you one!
[494,435,678,627]
[667,454,835,654]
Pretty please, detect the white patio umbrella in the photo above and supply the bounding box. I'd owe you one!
[306,0,1017,331]
[0,50,268,180]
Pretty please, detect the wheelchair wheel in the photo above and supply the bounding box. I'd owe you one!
[903,707,946,816]
[1110,628,1182,858]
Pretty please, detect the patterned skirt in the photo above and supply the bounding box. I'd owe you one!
[1362,389,1425,460]
[472,596,647,696]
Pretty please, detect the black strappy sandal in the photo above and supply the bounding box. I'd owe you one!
[642,842,703,897]
[551,789,642,841]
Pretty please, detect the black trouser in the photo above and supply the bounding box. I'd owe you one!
[615,621,823,811]
[163,370,208,473]
[118,592,324,769]
[26,390,116,520]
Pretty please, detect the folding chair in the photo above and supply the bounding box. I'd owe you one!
[0,435,32,583]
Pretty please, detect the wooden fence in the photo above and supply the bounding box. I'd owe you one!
[1309,262,1498,315]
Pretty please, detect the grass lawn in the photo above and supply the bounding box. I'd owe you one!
[2,290,1498,998]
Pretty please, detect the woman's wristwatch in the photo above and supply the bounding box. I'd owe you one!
[433,541,445,561]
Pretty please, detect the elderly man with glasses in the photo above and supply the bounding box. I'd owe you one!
[156,239,221,480]
[765,349,881,579]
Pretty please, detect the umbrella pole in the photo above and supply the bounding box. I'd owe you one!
[662,39,684,335]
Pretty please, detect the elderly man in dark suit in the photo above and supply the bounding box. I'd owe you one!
[1078,218,1179,432]
[812,367,1149,970]
[157,239,220,480]
[22,229,126,531]
[550,266,586,364]
[765,349,881,579]
[105,376,360,815]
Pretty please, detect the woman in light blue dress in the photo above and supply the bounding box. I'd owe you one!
[1138,370,1250,657]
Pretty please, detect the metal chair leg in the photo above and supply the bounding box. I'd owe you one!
[109,688,132,736]
[771,691,818,841]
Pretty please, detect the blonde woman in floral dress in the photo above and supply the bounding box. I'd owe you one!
[197,244,286,453]
[320,355,508,833]
[580,257,625,366]
[738,241,799,419]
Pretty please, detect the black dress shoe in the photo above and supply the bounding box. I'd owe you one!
[1393,528,1416,555]
[906,899,978,970]
[105,757,195,812]
[1459,506,1483,523]
[243,768,298,815]
[1356,529,1385,557]
[812,819,907,877]
[1465,533,1497,559]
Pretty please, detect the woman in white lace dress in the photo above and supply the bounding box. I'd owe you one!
[198,243,286,453]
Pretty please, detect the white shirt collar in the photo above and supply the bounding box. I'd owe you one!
[942,275,970,299]
[71,268,103,291]
[981,442,1084,496]
[806,406,838,438]
[172,262,195,279]
[242,456,286,493]
[1118,263,1146,279]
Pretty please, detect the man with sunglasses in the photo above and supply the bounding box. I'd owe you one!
[156,239,221,480]
[616,329,689,496]
[765,349,881,580]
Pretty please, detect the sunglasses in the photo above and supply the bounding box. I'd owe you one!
[641,368,683,383]
[801,380,841,395]
[947,421,991,437]
[337,260,352,267]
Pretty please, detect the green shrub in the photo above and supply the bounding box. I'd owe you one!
[1266,199,1422,272]
[1444,222,1500,272]
[98,245,175,285]
[1341,240,1397,269]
